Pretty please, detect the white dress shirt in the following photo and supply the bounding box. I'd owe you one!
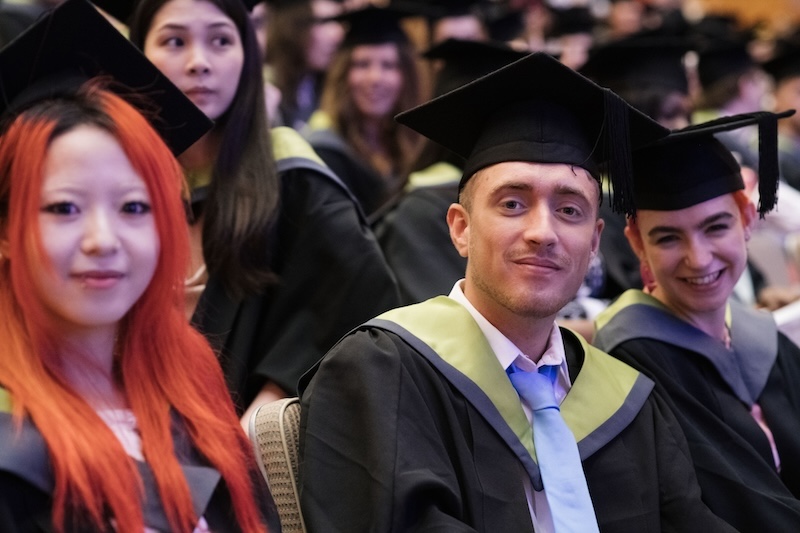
[448,280,575,533]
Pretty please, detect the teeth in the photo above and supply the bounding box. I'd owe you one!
[684,272,719,285]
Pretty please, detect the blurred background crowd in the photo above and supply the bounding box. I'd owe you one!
[6,0,800,329]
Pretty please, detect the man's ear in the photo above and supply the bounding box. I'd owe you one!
[447,203,470,259]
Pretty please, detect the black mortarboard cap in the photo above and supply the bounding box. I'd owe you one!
[762,35,800,84]
[484,4,523,43]
[580,30,690,95]
[696,36,755,89]
[631,110,794,217]
[335,5,416,47]
[0,0,212,156]
[395,52,670,216]
[420,0,482,20]
[242,0,265,10]
[691,13,744,41]
[91,0,136,24]
[548,6,595,37]
[263,0,308,8]
[94,0,261,20]
[422,38,528,96]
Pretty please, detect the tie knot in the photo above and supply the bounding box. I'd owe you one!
[508,366,558,410]
[538,364,559,384]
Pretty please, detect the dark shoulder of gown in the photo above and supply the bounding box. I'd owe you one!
[608,334,800,531]
[306,128,395,218]
[374,181,465,305]
[192,162,400,411]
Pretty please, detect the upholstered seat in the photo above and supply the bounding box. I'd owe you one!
[250,397,306,533]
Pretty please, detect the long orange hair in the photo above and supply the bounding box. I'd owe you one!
[0,84,267,533]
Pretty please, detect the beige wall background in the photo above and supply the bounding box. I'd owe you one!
[691,0,800,33]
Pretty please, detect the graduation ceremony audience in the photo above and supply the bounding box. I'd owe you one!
[263,0,345,130]
[0,1,278,530]
[4,0,800,531]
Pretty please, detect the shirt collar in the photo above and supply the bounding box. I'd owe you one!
[448,280,567,371]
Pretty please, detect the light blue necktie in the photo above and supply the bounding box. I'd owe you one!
[508,363,599,533]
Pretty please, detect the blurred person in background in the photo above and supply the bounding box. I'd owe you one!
[306,4,423,218]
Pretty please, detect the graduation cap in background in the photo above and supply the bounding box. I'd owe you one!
[334,4,418,47]
[631,110,794,217]
[483,3,523,43]
[762,35,800,84]
[395,52,670,216]
[263,0,338,9]
[580,30,691,95]
[691,14,759,90]
[91,0,136,24]
[242,0,264,10]
[0,0,212,155]
[695,36,757,90]
[548,6,595,38]
[691,13,747,41]
[262,0,301,9]
[92,0,261,23]
[418,0,484,20]
[422,37,528,96]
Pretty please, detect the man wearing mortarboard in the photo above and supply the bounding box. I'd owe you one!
[299,52,736,532]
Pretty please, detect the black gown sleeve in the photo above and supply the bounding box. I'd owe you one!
[0,472,55,533]
[250,167,401,396]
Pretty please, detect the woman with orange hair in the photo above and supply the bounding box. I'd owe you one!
[0,1,281,522]
[593,113,800,530]
[0,81,276,533]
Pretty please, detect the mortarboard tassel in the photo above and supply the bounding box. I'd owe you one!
[603,89,635,217]
[757,111,779,218]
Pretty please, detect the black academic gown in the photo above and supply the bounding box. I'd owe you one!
[374,163,465,305]
[305,127,397,219]
[191,128,400,412]
[299,297,734,533]
[594,290,800,532]
[0,408,280,533]
[597,194,641,300]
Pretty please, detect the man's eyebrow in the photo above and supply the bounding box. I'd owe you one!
[488,181,532,195]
